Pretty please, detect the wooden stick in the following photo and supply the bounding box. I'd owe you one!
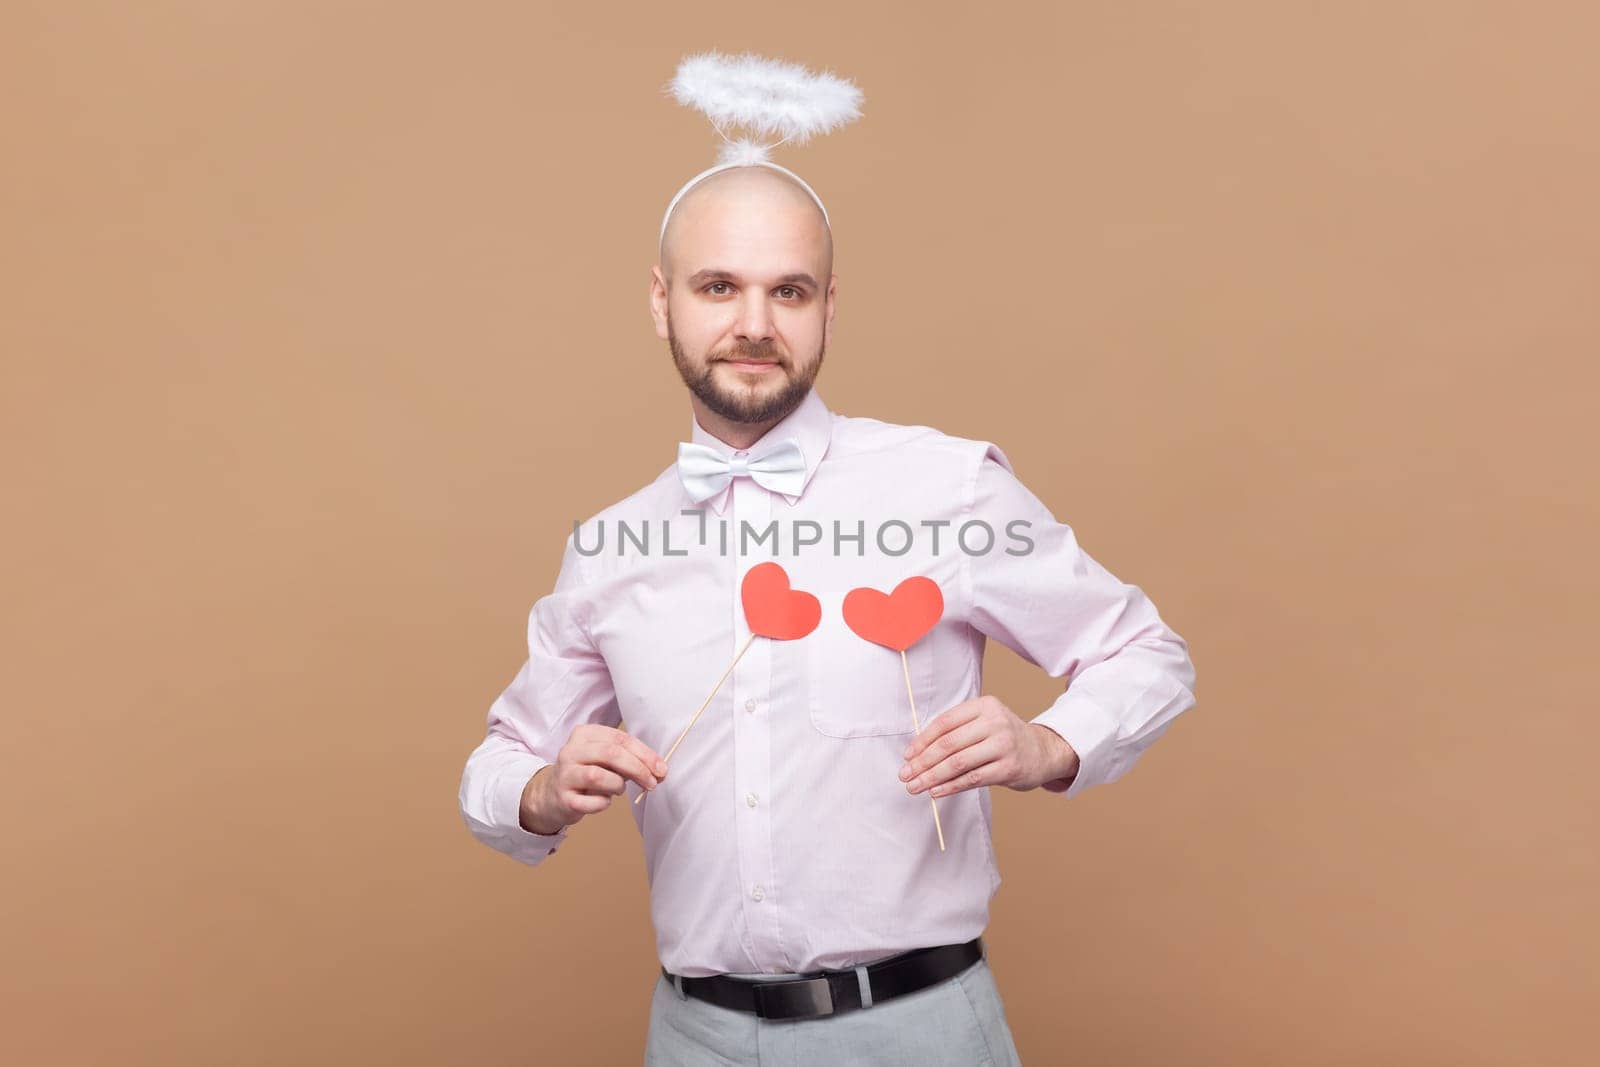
[635,632,759,805]
[902,648,946,852]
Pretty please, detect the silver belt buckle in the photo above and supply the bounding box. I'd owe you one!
[756,974,834,1018]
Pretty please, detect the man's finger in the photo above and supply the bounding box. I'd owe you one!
[566,792,611,815]
[900,717,991,783]
[574,764,627,797]
[930,758,1002,798]
[582,738,660,793]
[616,731,669,778]
[908,735,1005,796]
[903,701,980,762]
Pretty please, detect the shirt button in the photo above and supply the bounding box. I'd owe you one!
[744,697,758,713]
[745,792,758,807]
[751,884,765,901]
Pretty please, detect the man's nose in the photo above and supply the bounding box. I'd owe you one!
[733,293,775,342]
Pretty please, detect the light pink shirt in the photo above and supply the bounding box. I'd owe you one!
[459,387,1197,976]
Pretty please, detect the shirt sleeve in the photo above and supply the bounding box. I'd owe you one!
[963,444,1197,799]
[458,531,620,866]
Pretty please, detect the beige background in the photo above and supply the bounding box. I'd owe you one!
[3,3,1595,1064]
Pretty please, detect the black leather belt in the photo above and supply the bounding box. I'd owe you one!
[661,937,984,1021]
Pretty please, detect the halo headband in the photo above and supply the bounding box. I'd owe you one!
[657,51,864,256]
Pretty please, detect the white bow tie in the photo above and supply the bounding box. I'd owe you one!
[677,437,807,504]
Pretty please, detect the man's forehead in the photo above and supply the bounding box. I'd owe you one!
[670,231,827,287]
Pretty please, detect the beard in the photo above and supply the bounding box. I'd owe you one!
[668,320,825,424]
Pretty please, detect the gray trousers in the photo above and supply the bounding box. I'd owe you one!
[644,954,1024,1066]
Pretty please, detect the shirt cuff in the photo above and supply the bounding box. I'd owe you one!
[1030,689,1120,799]
[493,753,570,856]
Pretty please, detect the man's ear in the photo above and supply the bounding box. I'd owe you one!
[822,274,838,350]
[649,265,670,340]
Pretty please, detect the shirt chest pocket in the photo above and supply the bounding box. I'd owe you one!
[802,588,938,739]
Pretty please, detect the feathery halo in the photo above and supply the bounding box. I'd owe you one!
[666,51,863,165]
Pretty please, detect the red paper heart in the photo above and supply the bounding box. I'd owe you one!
[741,562,821,641]
[842,576,944,651]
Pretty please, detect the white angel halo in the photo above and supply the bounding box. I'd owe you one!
[658,51,864,254]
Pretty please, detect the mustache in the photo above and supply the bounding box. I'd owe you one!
[716,342,783,363]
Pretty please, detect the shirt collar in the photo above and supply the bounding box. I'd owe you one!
[686,386,834,515]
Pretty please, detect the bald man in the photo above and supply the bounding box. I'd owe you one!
[653,166,835,440]
[460,163,1198,1065]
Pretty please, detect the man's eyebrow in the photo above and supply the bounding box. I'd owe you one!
[687,269,820,290]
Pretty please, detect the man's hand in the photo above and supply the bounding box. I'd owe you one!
[519,724,668,835]
[897,696,1081,799]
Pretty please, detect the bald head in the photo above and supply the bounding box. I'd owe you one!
[659,166,833,289]
[649,162,837,435]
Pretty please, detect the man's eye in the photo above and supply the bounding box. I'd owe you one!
[706,282,731,294]
[777,286,800,299]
